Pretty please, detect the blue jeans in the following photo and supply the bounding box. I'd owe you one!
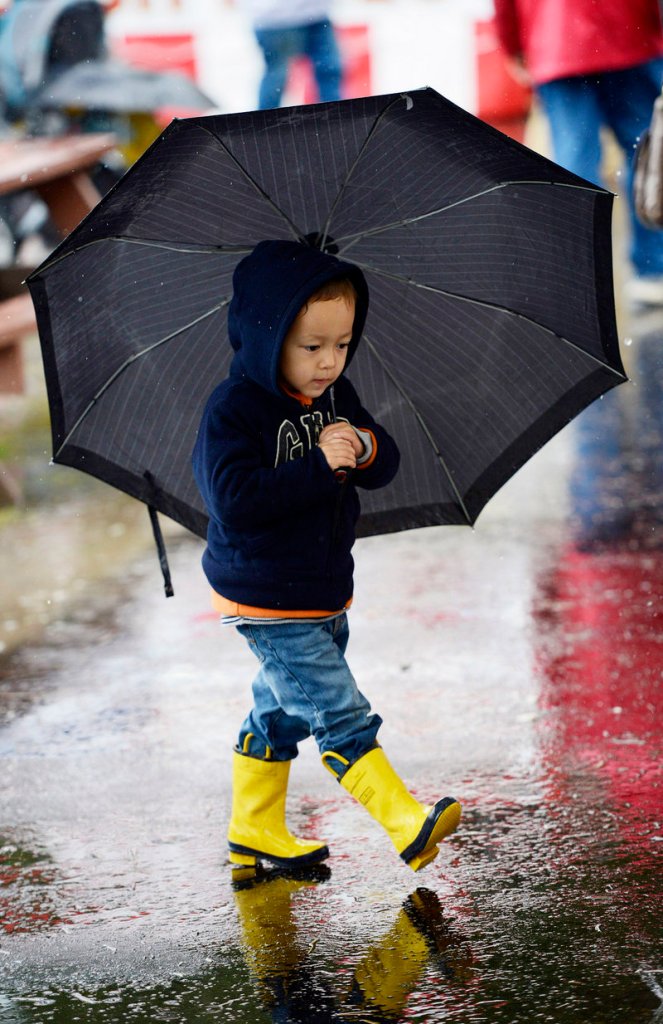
[254,20,342,110]
[537,59,663,277]
[236,613,382,763]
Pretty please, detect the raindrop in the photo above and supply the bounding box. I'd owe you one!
[72,993,96,1005]
[624,337,633,346]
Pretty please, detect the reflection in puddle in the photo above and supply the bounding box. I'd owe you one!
[0,837,70,936]
[570,327,663,551]
[231,870,472,1023]
[0,868,475,1023]
[524,323,663,1024]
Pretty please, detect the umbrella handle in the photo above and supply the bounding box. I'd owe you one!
[329,384,350,482]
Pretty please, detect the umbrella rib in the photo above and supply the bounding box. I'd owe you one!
[353,263,626,379]
[194,122,304,242]
[333,180,607,253]
[101,238,253,255]
[319,93,411,250]
[362,332,473,525]
[32,237,253,276]
[55,300,230,457]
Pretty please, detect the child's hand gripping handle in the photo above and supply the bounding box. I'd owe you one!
[322,385,362,481]
[318,426,357,478]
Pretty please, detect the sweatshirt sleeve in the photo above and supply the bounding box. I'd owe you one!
[192,388,339,530]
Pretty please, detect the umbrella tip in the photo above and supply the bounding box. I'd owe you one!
[302,232,339,255]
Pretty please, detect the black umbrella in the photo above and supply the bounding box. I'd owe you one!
[27,88,627,593]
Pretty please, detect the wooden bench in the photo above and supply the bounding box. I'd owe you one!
[0,292,35,393]
[0,132,116,394]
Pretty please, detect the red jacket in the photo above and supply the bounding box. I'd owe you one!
[493,0,663,85]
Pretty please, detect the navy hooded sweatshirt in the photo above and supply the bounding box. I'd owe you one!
[191,239,400,611]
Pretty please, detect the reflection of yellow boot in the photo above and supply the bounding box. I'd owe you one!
[323,746,460,871]
[349,887,471,1018]
[403,887,474,982]
[349,904,430,1019]
[228,748,329,876]
[233,867,330,1006]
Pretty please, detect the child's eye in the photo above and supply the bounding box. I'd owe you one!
[304,345,319,352]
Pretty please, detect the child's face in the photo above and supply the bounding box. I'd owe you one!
[279,297,355,399]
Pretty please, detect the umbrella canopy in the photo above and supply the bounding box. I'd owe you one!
[27,87,626,549]
[34,58,214,115]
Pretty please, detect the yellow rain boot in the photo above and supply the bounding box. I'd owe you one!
[322,746,460,872]
[228,746,329,875]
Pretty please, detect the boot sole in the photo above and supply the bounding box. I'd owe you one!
[400,798,461,872]
[228,841,330,870]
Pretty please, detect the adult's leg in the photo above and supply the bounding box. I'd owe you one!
[536,76,604,185]
[254,26,298,109]
[537,72,634,501]
[599,59,663,278]
[304,19,342,102]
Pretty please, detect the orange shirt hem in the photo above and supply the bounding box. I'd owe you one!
[212,591,352,618]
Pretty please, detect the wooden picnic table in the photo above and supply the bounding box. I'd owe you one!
[0,132,116,395]
[0,131,116,235]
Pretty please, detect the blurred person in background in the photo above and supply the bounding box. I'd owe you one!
[493,0,663,307]
[229,0,342,109]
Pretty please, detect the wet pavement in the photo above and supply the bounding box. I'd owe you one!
[1,306,662,1022]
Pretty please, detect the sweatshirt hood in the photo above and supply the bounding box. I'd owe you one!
[227,239,369,396]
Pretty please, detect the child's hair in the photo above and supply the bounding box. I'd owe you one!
[307,277,358,306]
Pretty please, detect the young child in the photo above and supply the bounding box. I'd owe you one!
[192,239,461,875]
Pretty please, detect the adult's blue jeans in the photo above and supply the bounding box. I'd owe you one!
[236,613,382,763]
[537,59,663,277]
[254,19,342,110]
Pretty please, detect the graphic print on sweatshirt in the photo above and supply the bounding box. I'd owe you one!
[275,410,348,466]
